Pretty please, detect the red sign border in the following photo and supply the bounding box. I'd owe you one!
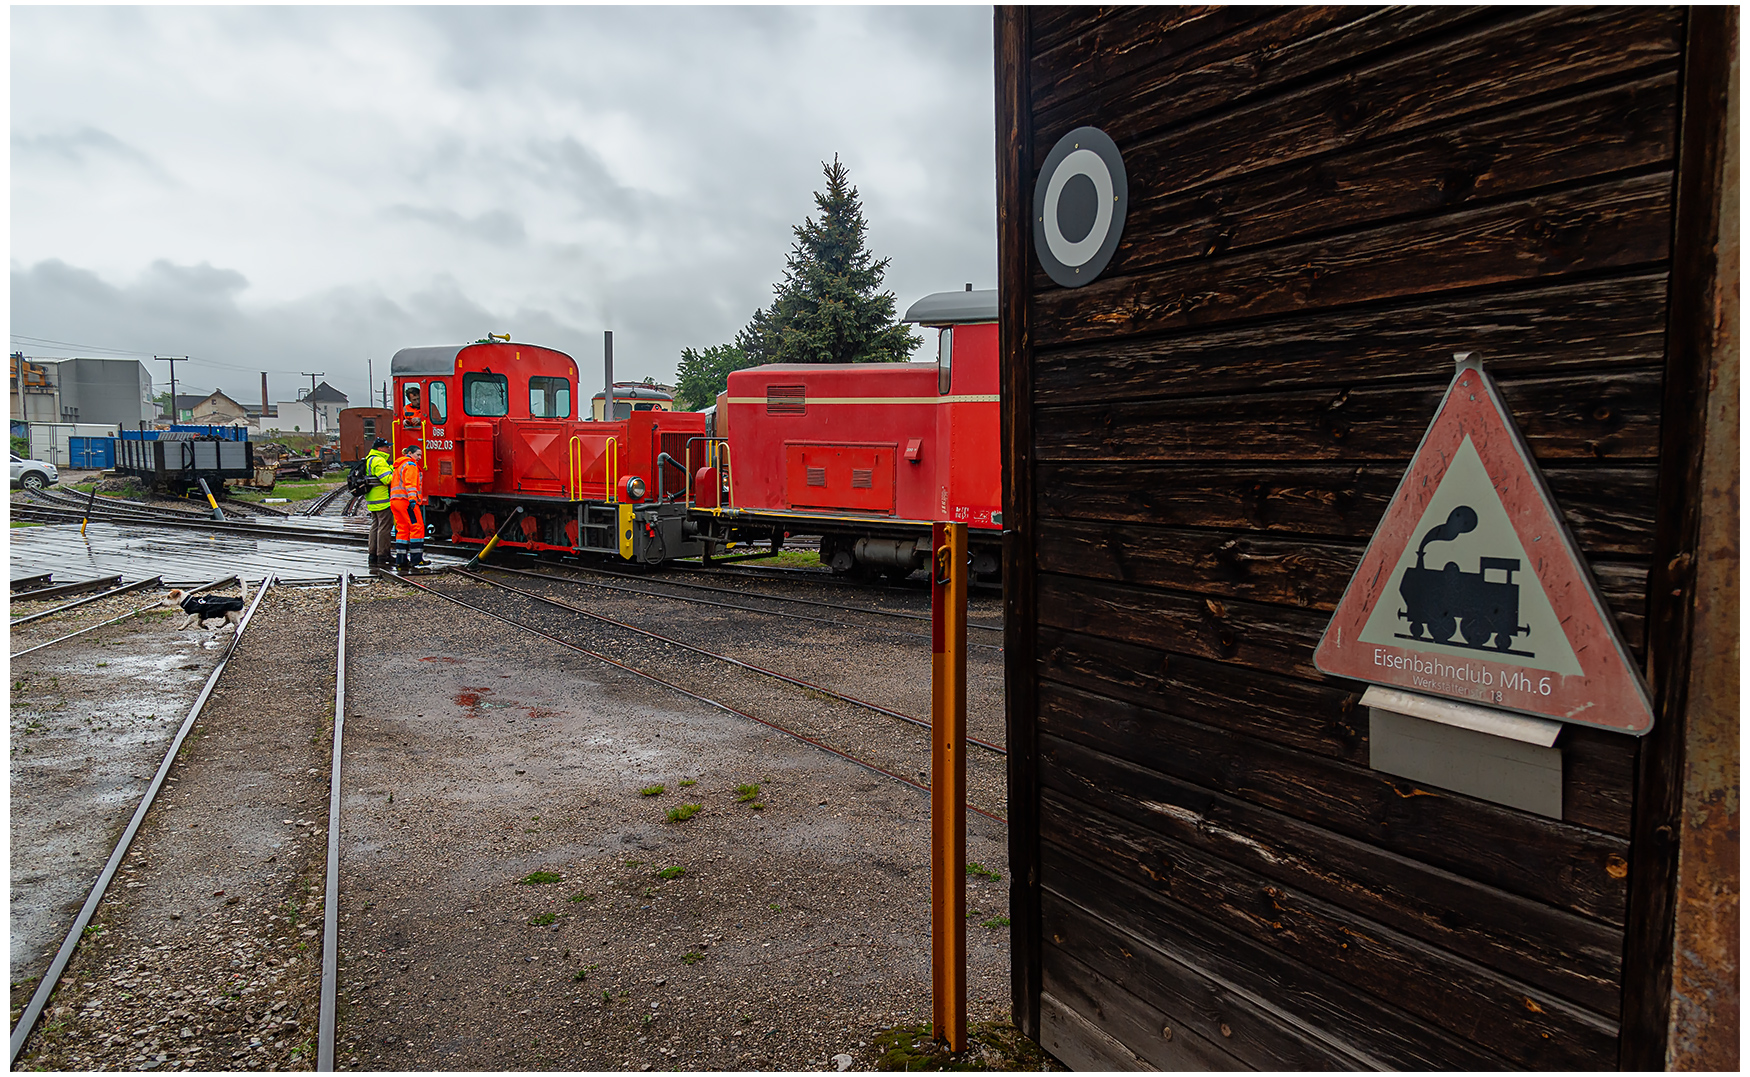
[1313,356,1655,736]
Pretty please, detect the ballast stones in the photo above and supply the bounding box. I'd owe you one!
[1033,125,1128,288]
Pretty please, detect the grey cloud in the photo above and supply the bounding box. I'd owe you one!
[13,126,170,180]
[382,205,528,246]
[523,137,641,219]
[14,7,995,399]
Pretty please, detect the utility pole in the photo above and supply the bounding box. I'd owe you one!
[302,372,325,435]
[14,352,27,430]
[155,356,186,424]
[367,358,373,413]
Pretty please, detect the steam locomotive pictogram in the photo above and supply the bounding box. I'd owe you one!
[1396,506,1534,655]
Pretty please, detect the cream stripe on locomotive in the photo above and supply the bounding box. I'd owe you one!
[725,394,1000,405]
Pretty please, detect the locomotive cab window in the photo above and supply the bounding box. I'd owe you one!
[938,328,953,395]
[462,372,509,417]
[528,376,571,419]
[428,381,448,423]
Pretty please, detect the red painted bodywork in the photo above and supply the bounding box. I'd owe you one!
[721,322,1001,530]
[393,342,702,548]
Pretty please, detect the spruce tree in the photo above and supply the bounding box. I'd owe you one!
[736,155,919,364]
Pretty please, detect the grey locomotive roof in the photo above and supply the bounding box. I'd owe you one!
[390,346,467,377]
[902,288,998,326]
[590,385,672,400]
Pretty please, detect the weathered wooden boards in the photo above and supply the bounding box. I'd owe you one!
[1001,5,1698,1069]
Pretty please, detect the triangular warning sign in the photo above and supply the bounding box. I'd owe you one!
[1314,354,1655,735]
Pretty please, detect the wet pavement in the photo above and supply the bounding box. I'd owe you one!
[9,521,460,585]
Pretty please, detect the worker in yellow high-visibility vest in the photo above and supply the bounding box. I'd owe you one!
[364,438,396,569]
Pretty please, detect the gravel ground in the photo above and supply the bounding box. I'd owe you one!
[9,585,242,994]
[333,582,1016,1070]
[11,563,1043,1072]
[466,568,1010,816]
[12,584,340,1071]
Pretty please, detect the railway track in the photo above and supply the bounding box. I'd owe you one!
[468,566,1006,754]
[15,489,997,606]
[298,485,351,517]
[393,568,1008,820]
[23,487,248,522]
[9,574,354,1071]
[12,493,371,548]
[480,561,1004,650]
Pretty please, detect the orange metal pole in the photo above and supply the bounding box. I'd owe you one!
[931,521,968,1051]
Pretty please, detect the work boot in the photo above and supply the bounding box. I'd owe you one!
[393,556,409,572]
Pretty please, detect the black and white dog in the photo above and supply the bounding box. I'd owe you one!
[162,586,248,632]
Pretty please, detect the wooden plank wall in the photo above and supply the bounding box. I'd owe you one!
[999,6,1694,1069]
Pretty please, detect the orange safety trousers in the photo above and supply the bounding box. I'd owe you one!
[390,499,424,542]
[389,456,425,564]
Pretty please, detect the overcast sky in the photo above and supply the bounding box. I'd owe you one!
[11,5,995,411]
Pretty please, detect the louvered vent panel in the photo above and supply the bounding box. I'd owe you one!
[767,385,806,414]
[806,467,827,487]
[851,469,874,488]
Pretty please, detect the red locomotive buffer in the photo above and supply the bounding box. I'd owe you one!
[390,341,720,563]
[700,289,1002,578]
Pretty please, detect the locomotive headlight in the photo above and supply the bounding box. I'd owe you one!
[623,476,647,500]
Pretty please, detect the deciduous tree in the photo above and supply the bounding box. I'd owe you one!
[674,343,754,411]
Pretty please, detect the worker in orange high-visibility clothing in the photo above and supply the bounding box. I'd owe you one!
[388,444,426,571]
[401,384,423,431]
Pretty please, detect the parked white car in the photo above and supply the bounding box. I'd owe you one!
[10,452,58,490]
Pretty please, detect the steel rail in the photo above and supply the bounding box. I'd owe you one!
[25,487,217,520]
[455,568,1008,756]
[9,574,277,1064]
[300,485,350,517]
[692,557,1005,594]
[512,560,1005,632]
[30,486,283,524]
[317,574,349,1071]
[12,502,371,547]
[389,573,1006,823]
[481,563,1003,653]
[9,576,163,627]
[10,575,239,660]
[224,490,294,517]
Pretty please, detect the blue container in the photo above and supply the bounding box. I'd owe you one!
[67,437,116,469]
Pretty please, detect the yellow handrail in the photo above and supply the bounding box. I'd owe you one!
[567,436,584,501]
[604,436,618,504]
[712,440,734,509]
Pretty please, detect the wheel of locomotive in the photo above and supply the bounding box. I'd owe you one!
[1460,615,1495,648]
[821,536,857,576]
[1429,615,1458,643]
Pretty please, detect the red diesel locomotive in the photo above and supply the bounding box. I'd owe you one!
[389,341,716,563]
[389,287,1001,577]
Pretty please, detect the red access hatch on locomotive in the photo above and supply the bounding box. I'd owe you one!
[1313,354,1655,735]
